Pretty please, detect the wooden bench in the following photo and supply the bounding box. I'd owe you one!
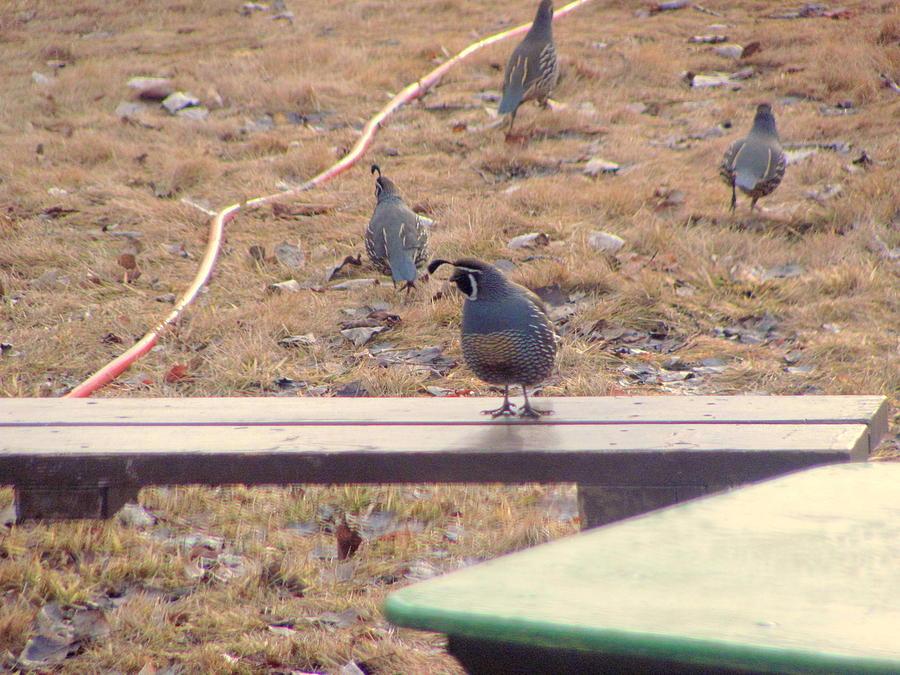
[0,395,888,525]
[385,462,900,674]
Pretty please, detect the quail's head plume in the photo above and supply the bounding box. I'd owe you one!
[428,258,557,419]
[720,103,786,212]
[364,164,429,291]
[498,0,559,137]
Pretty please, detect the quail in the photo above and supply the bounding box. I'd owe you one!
[365,165,429,291]
[428,258,557,418]
[498,0,559,136]
[720,103,787,212]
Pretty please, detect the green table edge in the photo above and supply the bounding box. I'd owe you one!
[384,594,900,675]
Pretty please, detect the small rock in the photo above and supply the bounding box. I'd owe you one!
[687,68,754,87]
[784,148,818,164]
[115,101,155,120]
[334,381,369,397]
[278,333,316,347]
[713,44,744,59]
[117,503,156,527]
[492,259,516,274]
[587,230,625,253]
[688,35,727,44]
[31,71,53,86]
[507,232,549,249]
[274,241,304,267]
[176,106,209,121]
[240,2,268,14]
[806,184,843,202]
[155,293,177,303]
[127,77,176,100]
[623,102,648,114]
[162,92,200,113]
[268,279,302,293]
[583,157,620,176]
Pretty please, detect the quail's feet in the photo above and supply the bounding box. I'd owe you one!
[481,386,518,417]
[519,387,551,418]
[482,401,518,417]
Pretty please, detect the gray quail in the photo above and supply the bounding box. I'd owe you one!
[498,0,559,136]
[365,165,429,291]
[428,258,557,418]
[720,103,787,212]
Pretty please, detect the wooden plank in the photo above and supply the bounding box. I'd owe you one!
[15,486,139,520]
[0,396,888,434]
[0,423,868,487]
[386,463,900,675]
[577,485,713,529]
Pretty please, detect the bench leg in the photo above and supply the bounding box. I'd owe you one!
[577,484,730,529]
[14,486,140,521]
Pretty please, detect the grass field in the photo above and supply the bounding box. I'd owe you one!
[1,0,898,672]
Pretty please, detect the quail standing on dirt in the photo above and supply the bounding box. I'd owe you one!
[428,258,557,418]
[720,103,787,212]
[365,165,429,291]
[498,0,559,135]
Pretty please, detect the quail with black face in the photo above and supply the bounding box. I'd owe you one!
[720,103,786,212]
[428,258,557,418]
[498,0,559,136]
[365,165,429,291]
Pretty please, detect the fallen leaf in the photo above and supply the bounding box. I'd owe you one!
[164,364,191,383]
[117,253,137,270]
[324,254,363,281]
[741,41,762,58]
[17,635,78,668]
[336,520,362,560]
[341,326,386,346]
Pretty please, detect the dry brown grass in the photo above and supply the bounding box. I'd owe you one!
[1,0,899,672]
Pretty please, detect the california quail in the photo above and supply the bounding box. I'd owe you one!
[720,103,787,212]
[428,258,557,418]
[498,0,559,136]
[365,165,429,291]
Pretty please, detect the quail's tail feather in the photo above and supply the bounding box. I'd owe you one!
[735,167,760,192]
[384,229,418,285]
[498,85,523,114]
[388,251,417,285]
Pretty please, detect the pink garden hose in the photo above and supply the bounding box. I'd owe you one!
[64,0,593,397]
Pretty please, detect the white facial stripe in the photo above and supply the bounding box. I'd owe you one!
[468,273,478,300]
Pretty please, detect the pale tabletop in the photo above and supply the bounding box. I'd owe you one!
[386,462,900,674]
